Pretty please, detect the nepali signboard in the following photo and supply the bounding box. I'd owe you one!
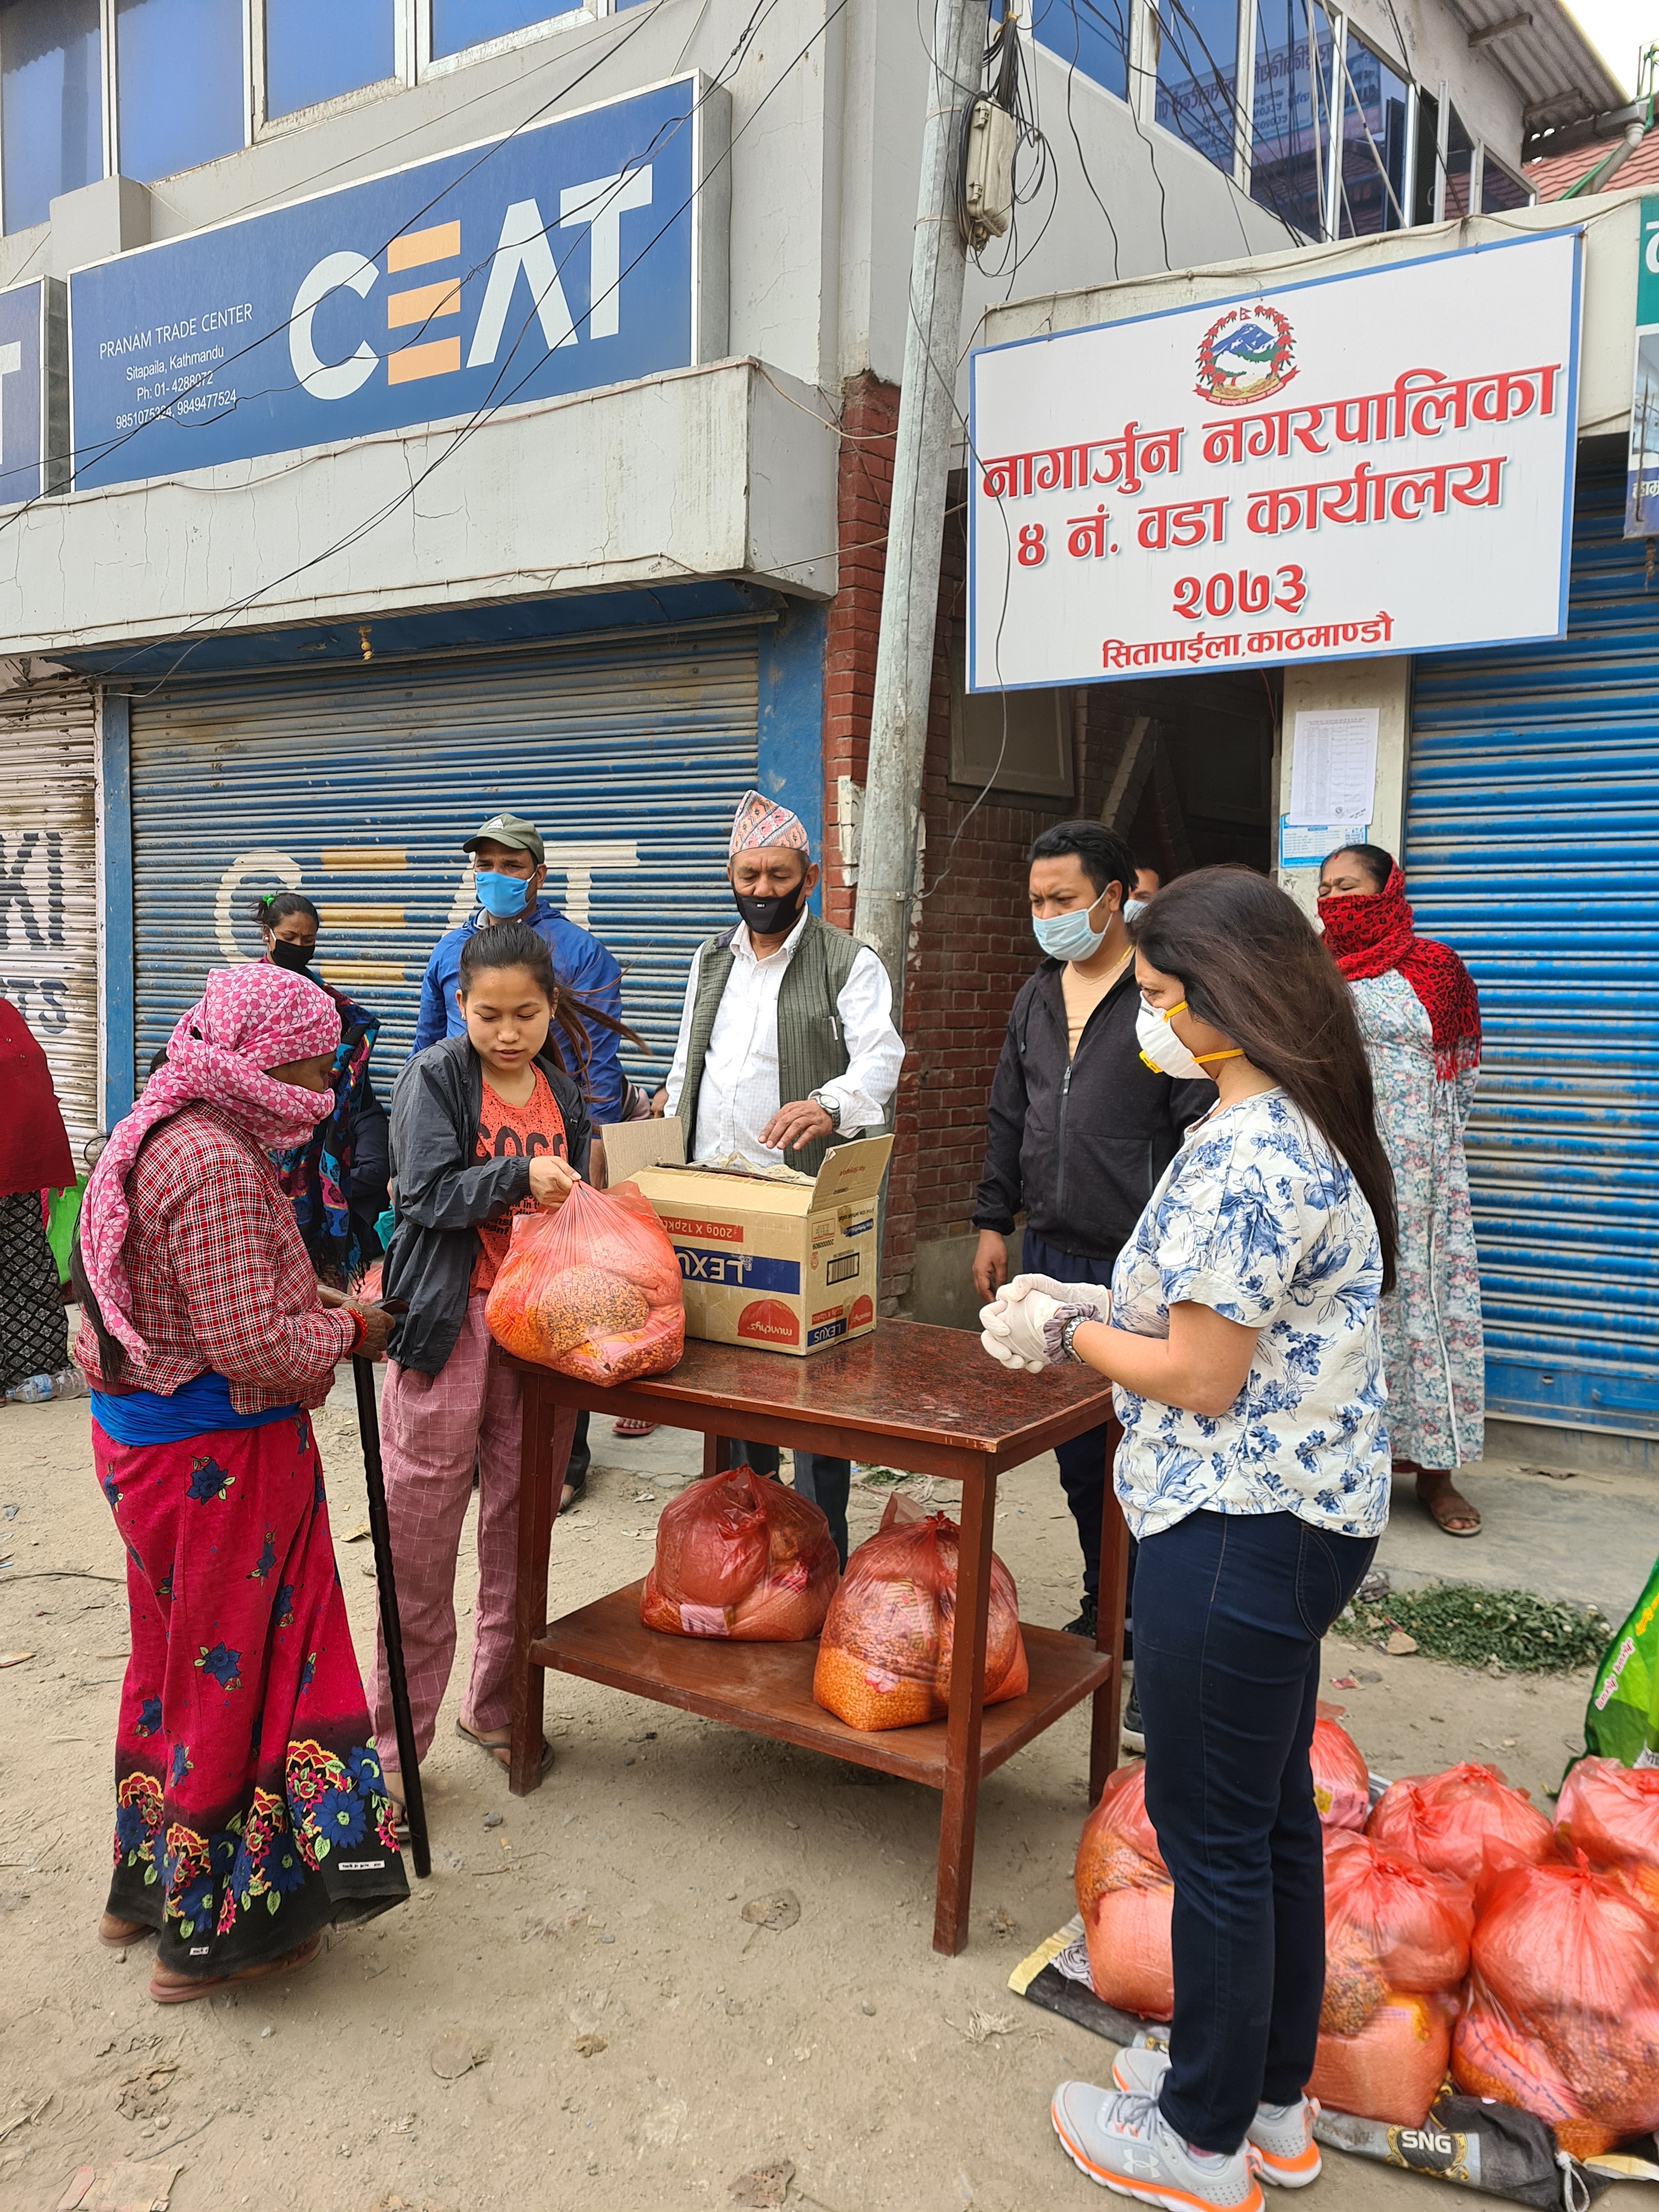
[68,75,726,493]
[1626,195,1659,539]
[967,231,1581,689]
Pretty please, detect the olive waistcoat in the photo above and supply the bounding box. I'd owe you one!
[676,910,877,1180]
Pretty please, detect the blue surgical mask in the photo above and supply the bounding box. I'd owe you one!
[1032,894,1109,963]
[475,870,532,919]
[1124,898,1148,925]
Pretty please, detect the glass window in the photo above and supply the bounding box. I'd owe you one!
[1250,0,1334,237]
[116,0,243,183]
[1,0,101,233]
[1443,104,1474,216]
[1336,35,1407,235]
[1480,155,1530,212]
[1412,87,1437,224]
[1156,0,1239,171]
[1027,0,1130,105]
[432,2,560,59]
[267,0,393,118]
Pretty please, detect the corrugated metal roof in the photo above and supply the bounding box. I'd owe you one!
[1447,0,1627,138]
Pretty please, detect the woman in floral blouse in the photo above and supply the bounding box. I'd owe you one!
[72,964,407,2003]
[1318,843,1483,1537]
[980,866,1396,2212]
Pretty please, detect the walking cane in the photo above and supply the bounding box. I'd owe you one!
[349,1308,431,1880]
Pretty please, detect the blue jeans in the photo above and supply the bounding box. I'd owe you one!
[1133,1509,1378,2154]
[1022,1232,1133,1622]
[723,1439,850,1568]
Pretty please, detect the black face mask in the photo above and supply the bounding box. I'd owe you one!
[269,938,315,973]
[732,879,808,938]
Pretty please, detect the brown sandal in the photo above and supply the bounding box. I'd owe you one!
[99,1911,154,1950]
[1415,1468,1482,1537]
[456,1718,552,1776]
[149,1929,323,2005]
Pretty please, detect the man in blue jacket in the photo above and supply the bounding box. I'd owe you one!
[410,810,630,1508]
[411,811,629,1126]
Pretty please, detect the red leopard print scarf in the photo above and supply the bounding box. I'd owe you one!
[1318,865,1481,1081]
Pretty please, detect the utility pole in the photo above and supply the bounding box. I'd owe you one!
[851,0,989,1017]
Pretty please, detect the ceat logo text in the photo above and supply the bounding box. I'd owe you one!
[290,169,654,401]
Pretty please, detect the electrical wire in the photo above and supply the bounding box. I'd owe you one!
[94,0,854,691]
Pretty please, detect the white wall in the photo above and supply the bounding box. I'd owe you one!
[1277,658,1410,916]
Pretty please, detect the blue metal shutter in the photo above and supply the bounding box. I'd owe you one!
[1406,450,1659,1435]
[127,625,760,1090]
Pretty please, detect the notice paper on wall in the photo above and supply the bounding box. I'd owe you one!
[1279,818,1367,868]
[1287,708,1379,828]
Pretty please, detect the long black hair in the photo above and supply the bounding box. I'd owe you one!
[1131,867,1398,1291]
[458,919,642,1094]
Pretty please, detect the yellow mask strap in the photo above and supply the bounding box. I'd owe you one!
[1157,1003,1243,1069]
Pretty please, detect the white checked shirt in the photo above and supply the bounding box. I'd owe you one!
[664,912,905,1168]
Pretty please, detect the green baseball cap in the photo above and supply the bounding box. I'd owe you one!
[464,811,545,867]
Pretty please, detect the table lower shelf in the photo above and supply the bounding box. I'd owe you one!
[529,1579,1117,1790]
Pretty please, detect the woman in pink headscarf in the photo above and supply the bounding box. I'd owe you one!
[71,965,408,2004]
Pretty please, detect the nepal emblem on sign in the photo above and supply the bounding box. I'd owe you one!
[1195,302,1297,408]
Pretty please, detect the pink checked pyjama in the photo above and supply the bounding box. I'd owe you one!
[369,1290,573,1765]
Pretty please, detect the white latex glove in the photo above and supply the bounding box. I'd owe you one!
[979,1286,1063,1374]
[1005,1272,1111,1326]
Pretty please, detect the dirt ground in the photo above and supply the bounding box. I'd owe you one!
[2,1380,1655,2212]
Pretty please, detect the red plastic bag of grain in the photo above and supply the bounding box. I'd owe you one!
[1075,1763,1173,2019]
[1311,1716,1370,1833]
[639,1465,839,1642]
[485,1178,684,1385]
[1367,1762,1553,1883]
[811,1496,1029,1730]
[1455,1854,1659,2149]
[1556,1757,1659,1914]
[1323,1827,1474,1994]
[1309,1990,1452,2128]
[1452,1993,1620,2162]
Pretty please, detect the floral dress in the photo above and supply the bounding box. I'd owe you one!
[1348,968,1484,1470]
[1109,1088,1390,1542]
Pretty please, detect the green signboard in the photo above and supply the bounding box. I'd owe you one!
[1628,195,1659,537]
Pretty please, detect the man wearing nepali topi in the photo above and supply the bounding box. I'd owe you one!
[656,790,905,1565]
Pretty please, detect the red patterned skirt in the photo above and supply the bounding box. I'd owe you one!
[93,1410,408,1978]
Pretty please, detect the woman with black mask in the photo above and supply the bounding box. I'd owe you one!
[251,893,390,1286]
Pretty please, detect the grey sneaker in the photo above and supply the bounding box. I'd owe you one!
[1111,2048,1321,2189]
[1051,2080,1263,2208]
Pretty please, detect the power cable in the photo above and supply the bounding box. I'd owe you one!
[99,0,855,690]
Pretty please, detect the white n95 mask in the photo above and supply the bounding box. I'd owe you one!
[1136,1000,1242,1082]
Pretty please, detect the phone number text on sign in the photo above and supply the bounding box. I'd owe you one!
[966,231,1581,689]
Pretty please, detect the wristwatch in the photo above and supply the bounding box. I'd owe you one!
[809,1089,844,1130]
[1059,1313,1090,1364]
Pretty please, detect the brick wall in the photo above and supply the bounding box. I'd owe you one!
[820,373,1082,1314]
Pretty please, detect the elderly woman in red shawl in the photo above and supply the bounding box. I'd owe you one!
[72,964,408,2003]
[1318,845,1485,1537]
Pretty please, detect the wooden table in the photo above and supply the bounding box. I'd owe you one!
[507,1319,1127,1956]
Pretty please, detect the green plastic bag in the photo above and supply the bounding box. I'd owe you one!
[44,1179,86,1288]
[1583,1551,1659,1768]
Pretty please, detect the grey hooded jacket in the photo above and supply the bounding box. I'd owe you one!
[381,1033,591,1376]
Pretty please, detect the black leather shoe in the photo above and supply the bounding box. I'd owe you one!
[1062,1594,1098,1639]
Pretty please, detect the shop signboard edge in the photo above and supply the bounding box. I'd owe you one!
[965,227,1585,693]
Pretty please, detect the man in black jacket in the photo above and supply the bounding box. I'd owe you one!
[971,822,1213,1690]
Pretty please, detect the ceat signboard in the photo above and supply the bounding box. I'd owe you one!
[967,230,1581,690]
[68,75,724,493]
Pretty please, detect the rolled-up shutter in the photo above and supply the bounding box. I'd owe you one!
[126,627,761,1089]
[1406,448,1659,1435]
[0,675,99,1158]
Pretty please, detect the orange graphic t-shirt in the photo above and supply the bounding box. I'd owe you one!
[470,1066,568,1293]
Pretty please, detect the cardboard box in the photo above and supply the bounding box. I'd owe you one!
[600,1119,891,1355]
